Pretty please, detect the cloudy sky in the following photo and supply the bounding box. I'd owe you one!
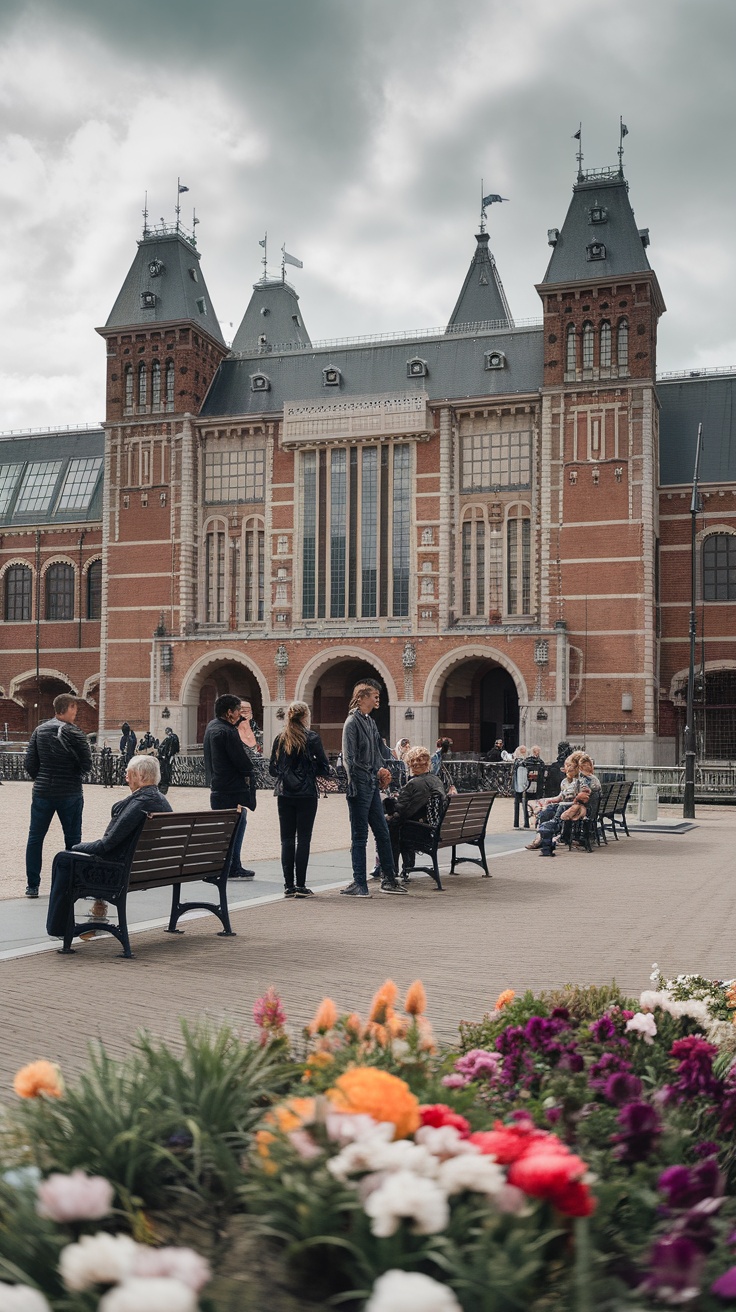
[1,0,735,431]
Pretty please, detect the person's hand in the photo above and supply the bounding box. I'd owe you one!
[377,767,391,789]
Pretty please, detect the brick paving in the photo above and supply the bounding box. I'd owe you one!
[0,807,734,1091]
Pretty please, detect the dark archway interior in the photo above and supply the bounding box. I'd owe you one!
[311,659,389,752]
[6,676,98,737]
[196,661,264,743]
[439,659,519,754]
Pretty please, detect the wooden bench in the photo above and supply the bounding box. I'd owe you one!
[399,791,497,891]
[60,809,241,959]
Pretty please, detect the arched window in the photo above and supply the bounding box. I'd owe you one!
[566,324,576,373]
[582,322,594,370]
[151,360,161,409]
[600,321,612,369]
[165,360,175,411]
[506,506,531,617]
[87,560,102,620]
[703,534,736,601]
[204,522,226,624]
[124,365,134,411]
[4,564,32,622]
[461,508,486,617]
[46,563,75,621]
[617,318,629,371]
[138,362,147,408]
[243,517,265,623]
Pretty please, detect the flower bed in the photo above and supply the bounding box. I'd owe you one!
[0,969,735,1310]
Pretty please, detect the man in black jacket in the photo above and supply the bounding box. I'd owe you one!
[24,694,92,899]
[203,694,254,879]
[46,754,172,938]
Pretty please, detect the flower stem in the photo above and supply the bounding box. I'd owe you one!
[574,1216,592,1312]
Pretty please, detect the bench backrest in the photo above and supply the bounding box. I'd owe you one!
[439,791,496,844]
[127,810,240,892]
[615,781,634,811]
[601,782,622,816]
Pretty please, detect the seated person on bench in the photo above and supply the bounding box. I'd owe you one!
[384,745,446,880]
[537,752,600,857]
[46,754,172,939]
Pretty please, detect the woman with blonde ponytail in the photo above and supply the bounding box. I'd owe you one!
[269,701,331,897]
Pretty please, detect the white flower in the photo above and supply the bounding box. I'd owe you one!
[437,1154,505,1200]
[0,1286,52,1312]
[324,1112,391,1146]
[639,991,710,1029]
[98,1277,197,1312]
[365,1268,462,1312]
[650,963,660,982]
[625,1012,658,1045]
[415,1125,479,1161]
[132,1247,211,1292]
[328,1137,438,1183]
[59,1233,137,1291]
[363,1169,449,1237]
[36,1170,114,1223]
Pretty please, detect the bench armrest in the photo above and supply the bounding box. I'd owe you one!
[68,851,128,898]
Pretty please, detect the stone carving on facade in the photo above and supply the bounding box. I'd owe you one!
[275,643,289,701]
[402,641,416,701]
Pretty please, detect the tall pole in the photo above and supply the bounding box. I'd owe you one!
[683,422,703,819]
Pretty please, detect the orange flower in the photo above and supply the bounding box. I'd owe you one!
[416,1015,437,1053]
[327,1067,420,1139]
[345,1012,363,1038]
[13,1060,64,1100]
[302,1050,336,1081]
[495,989,516,1012]
[368,980,398,1025]
[386,1013,408,1040]
[308,997,339,1034]
[364,1021,390,1047]
[404,980,427,1016]
[255,1095,317,1167]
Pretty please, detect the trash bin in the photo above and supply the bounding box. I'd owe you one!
[638,784,658,822]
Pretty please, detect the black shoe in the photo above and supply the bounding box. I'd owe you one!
[380,881,408,895]
[340,884,371,897]
[230,868,256,879]
[369,867,382,880]
[295,887,315,897]
[284,887,297,898]
[25,886,39,899]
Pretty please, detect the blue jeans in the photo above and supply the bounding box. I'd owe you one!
[26,793,84,890]
[210,794,247,875]
[347,782,396,890]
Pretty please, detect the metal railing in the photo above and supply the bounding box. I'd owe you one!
[228,317,543,358]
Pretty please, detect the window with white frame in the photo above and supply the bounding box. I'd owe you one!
[124,366,134,411]
[703,533,736,601]
[506,505,531,616]
[617,318,629,370]
[582,322,594,370]
[600,321,612,368]
[46,562,75,621]
[243,517,265,622]
[204,521,227,623]
[461,507,486,617]
[165,360,175,410]
[138,362,147,408]
[16,461,62,513]
[566,324,576,373]
[204,448,265,504]
[4,564,32,621]
[57,458,103,512]
[151,360,161,409]
[461,431,531,492]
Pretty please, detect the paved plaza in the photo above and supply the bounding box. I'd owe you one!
[0,780,734,1091]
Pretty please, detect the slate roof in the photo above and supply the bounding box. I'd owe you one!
[201,324,545,418]
[542,172,652,285]
[232,277,311,352]
[446,232,513,329]
[658,372,736,486]
[103,232,225,345]
[0,428,104,526]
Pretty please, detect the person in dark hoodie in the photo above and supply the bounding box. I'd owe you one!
[269,701,331,898]
[46,754,172,938]
[119,722,137,765]
[203,694,254,879]
[24,694,92,899]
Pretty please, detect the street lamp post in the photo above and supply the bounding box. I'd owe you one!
[683,422,703,820]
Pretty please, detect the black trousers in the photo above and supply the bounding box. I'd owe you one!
[277,795,319,889]
[513,792,530,828]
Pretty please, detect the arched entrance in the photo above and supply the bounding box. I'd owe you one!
[179,650,269,746]
[298,655,392,752]
[7,670,97,737]
[424,647,527,755]
[671,665,736,761]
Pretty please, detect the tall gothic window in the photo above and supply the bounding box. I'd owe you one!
[138,362,147,408]
[461,508,486,617]
[301,443,411,621]
[617,318,629,370]
[4,564,32,621]
[244,519,265,622]
[582,322,594,370]
[124,366,134,411]
[566,324,576,373]
[46,563,75,621]
[506,507,531,616]
[165,360,175,410]
[151,360,161,409]
[87,560,102,620]
[703,533,736,601]
[204,522,226,623]
[600,321,612,368]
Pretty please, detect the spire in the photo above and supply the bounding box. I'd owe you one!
[232,275,311,353]
[104,229,225,345]
[541,167,652,286]
[446,231,513,332]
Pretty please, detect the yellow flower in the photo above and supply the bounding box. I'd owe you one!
[368,980,398,1025]
[327,1067,420,1139]
[404,980,427,1016]
[494,989,516,1012]
[308,997,339,1034]
[12,1060,64,1100]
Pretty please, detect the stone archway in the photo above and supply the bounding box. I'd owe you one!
[295,647,398,752]
[180,649,270,745]
[423,646,528,755]
[6,668,98,737]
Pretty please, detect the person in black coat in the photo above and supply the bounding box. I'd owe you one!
[119,722,137,764]
[46,754,172,938]
[24,693,92,898]
[269,701,331,897]
[384,745,446,878]
[158,726,180,794]
[203,694,254,878]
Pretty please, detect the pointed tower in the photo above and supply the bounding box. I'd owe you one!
[447,231,513,331]
[536,163,666,762]
[232,276,311,352]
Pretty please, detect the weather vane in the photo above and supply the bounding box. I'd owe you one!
[479,180,509,233]
[259,231,268,277]
[618,116,629,175]
[142,190,150,239]
[573,124,583,181]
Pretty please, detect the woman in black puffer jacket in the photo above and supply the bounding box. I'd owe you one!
[269,701,331,898]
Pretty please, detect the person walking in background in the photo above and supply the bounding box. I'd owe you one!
[24,694,92,899]
[158,725,180,794]
[204,694,255,880]
[341,681,405,897]
[119,722,137,765]
[486,739,504,762]
[512,745,530,829]
[269,701,331,898]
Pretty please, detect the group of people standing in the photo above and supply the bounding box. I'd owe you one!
[119,723,180,793]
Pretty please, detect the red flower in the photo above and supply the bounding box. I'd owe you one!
[509,1143,596,1217]
[419,1103,471,1137]
[552,1180,596,1217]
[469,1119,544,1164]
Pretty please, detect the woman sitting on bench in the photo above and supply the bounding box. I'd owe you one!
[384,745,446,881]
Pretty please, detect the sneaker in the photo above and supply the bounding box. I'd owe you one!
[380,881,408,894]
[295,887,315,897]
[231,868,256,879]
[340,884,371,897]
[369,867,382,880]
[284,887,297,898]
[24,886,39,899]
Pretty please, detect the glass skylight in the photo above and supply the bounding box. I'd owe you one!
[57,457,103,511]
[15,461,62,513]
[0,464,23,515]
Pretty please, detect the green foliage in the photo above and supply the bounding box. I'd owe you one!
[458,990,548,1052]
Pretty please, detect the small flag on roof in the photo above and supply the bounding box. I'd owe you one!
[482,194,509,206]
[178,183,189,193]
[573,129,581,140]
[283,249,303,269]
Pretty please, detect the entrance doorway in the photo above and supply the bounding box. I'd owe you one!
[438,658,519,754]
[12,675,97,737]
[310,658,390,752]
[196,661,263,743]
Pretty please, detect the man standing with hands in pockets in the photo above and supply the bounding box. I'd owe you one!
[340,681,405,898]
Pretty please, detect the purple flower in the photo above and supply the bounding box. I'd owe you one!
[454,1049,502,1082]
[589,1051,633,1091]
[603,1072,643,1106]
[667,1036,722,1102]
[589,1014,617,1042]
[659,1160,724,1210]
[719,1065,736,1133]
[693,1141,720,1159]
[639,1235,704,1304]
[711,1266,736,1299]
[612,1101,661,1163]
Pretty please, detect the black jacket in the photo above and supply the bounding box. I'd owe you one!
[269,729,331,799]
[73,785,172,866]
[25,718,93,798]
[393,772,446,824]
[203,717,253,804]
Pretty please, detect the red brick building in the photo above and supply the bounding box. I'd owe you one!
[2,162,735,762]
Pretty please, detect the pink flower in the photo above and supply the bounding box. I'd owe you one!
[287,1129,322,1160]
[132,1246,211,1292]
[441,1074,468,1089]
[36,1171,114,1223]
[712,1266,736,1299]
[625,1012,658,1045]
[252,987,287,1043]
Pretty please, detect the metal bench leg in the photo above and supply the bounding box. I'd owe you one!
[620,812,630,837]
[450,844,458,874]
[478,839,491,877]
[117,898,133,959]
[165,882,185,934]
[431,852,444,891]
[216,875,236,936]
[58,897,78,955]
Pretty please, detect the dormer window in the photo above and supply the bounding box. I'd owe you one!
[484,350,506,371]
[407,357,428,378]
[140,291,156,309]
[586,242,606,261]
[588,206,608,224]
[322,366,341,387]
[547,228,559,246]
[196,297,207,316]
[250,372,270,392]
